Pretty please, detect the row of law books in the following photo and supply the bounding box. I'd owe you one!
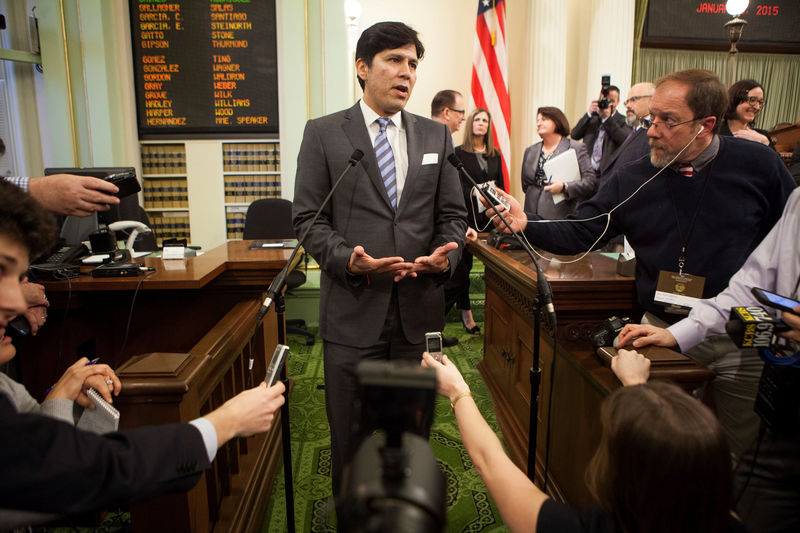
[143,179,189,208]
[225,206,248,240]
[141,145,187,175]
[148,213,190,245]
[223,143,280,172]
[224,176,281,203]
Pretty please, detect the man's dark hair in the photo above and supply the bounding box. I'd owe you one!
[0,180,57,260]
[725,79,764,122]
[655,69,728,134]
[608,85,620,96]
[431,90,460,118]
[537,106,571,137]
[355,22,424,90]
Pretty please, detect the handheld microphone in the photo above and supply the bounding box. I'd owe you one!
[446,154,555,320]
[256,149,365,325]
[725,306,784,348]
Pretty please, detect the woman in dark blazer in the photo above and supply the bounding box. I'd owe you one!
[521,107,596,219]
[719,79,774,148]
[450,108,504,334]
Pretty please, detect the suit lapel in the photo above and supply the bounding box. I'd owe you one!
[399,110,423,214]
[342,103,395,211]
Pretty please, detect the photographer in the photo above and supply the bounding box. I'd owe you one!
[570,81,631,173]
[421,350,739,533]
[617,186,800,532]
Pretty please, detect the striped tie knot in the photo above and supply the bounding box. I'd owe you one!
[678,164,693,177]
[376,116,392,132]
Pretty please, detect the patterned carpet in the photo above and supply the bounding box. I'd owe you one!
[263,267,510,532]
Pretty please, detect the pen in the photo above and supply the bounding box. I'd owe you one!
[44,358,100,395]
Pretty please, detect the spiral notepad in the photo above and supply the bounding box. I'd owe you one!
[76,388,120,434]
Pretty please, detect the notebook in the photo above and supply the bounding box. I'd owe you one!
[76,388,120,434]
[542,148,581,205]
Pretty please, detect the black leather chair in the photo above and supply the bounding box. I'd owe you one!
[244,198,315,345]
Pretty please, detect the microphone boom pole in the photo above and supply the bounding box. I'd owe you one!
[447,154,557,487]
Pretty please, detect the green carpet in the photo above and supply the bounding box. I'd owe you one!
[263,262,509,532]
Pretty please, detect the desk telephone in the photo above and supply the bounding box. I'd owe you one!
[28,243,88,281]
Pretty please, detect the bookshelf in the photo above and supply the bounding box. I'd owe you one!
[222,141,282,240]
[140,142,190,246]
[138,140,282,247]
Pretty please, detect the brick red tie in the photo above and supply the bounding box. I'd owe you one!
[678,164,693,177]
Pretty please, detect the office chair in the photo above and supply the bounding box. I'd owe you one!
[244,198,315,345]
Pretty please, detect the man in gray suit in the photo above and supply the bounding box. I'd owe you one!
[292,22,467,495]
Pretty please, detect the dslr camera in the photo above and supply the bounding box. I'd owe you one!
[591,315,630,348]
[597,74,612,111]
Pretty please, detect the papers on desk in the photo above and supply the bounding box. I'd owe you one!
[542,148,580,205]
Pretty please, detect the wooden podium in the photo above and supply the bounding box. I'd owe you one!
[469,240,713,508]
[15,241,295,533]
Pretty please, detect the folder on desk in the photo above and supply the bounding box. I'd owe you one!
[542,148,580,205]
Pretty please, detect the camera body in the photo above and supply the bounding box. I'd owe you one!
[597,74,612,111]
[591,315,630,348]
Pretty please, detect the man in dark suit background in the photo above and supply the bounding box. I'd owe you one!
[601,82,655,180]
[292,22,467,495]
[571,84,631,174]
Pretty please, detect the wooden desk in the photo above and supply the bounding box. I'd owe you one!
[16,241,294,533]
[470,240,713,508]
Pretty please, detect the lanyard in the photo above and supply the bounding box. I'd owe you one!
[664,158,715,274]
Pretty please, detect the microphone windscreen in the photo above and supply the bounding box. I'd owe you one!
[447,153,462,168]
[349,149,364,164]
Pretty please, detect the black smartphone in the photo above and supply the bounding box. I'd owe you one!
[751,287,800,313]
[264,344,289,386]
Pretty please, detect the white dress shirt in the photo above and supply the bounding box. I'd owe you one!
[360,99,409,204]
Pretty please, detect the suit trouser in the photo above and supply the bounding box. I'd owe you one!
[323,285,425,497]
[443,249,473,313]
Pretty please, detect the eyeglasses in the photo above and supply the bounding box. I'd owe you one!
[744,96,766,108]
[640,117,702,130]
[448,107,465,115]
[624,94,653,106]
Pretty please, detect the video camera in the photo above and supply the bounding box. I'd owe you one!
[337,361,446,533]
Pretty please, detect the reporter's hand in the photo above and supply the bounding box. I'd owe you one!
[412,242,457,275]
[204,381,286,446]
[347,245,415,281]
[611,348,650,386]
[28,174,120,216]
[421,351,469,401]
[616,323,677,349]
[45,358,121,408]
[483,189,527,233]
[543,180,565,195]
[465,227,478,243]
[732,128,770,146]
[778,306,800,343]
[21,280,48,335]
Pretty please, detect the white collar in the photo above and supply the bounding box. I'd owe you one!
[360,99,403,131]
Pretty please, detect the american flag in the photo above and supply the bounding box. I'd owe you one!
[471,0,510,191]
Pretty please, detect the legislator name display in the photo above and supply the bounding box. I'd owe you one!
[130,0,279,137]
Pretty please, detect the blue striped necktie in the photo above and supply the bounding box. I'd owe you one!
[374,117,397,211]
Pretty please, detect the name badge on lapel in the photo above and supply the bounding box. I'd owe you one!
[421,153,438,165]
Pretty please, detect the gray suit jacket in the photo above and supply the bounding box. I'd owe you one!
[521,137,597,219]
[292,102,467,347]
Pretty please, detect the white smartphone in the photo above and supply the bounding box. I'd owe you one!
[425,331,443,362]
[264,344,290,387]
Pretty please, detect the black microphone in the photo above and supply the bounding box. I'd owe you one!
[446,154,555,319]
[256,149,365,324]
